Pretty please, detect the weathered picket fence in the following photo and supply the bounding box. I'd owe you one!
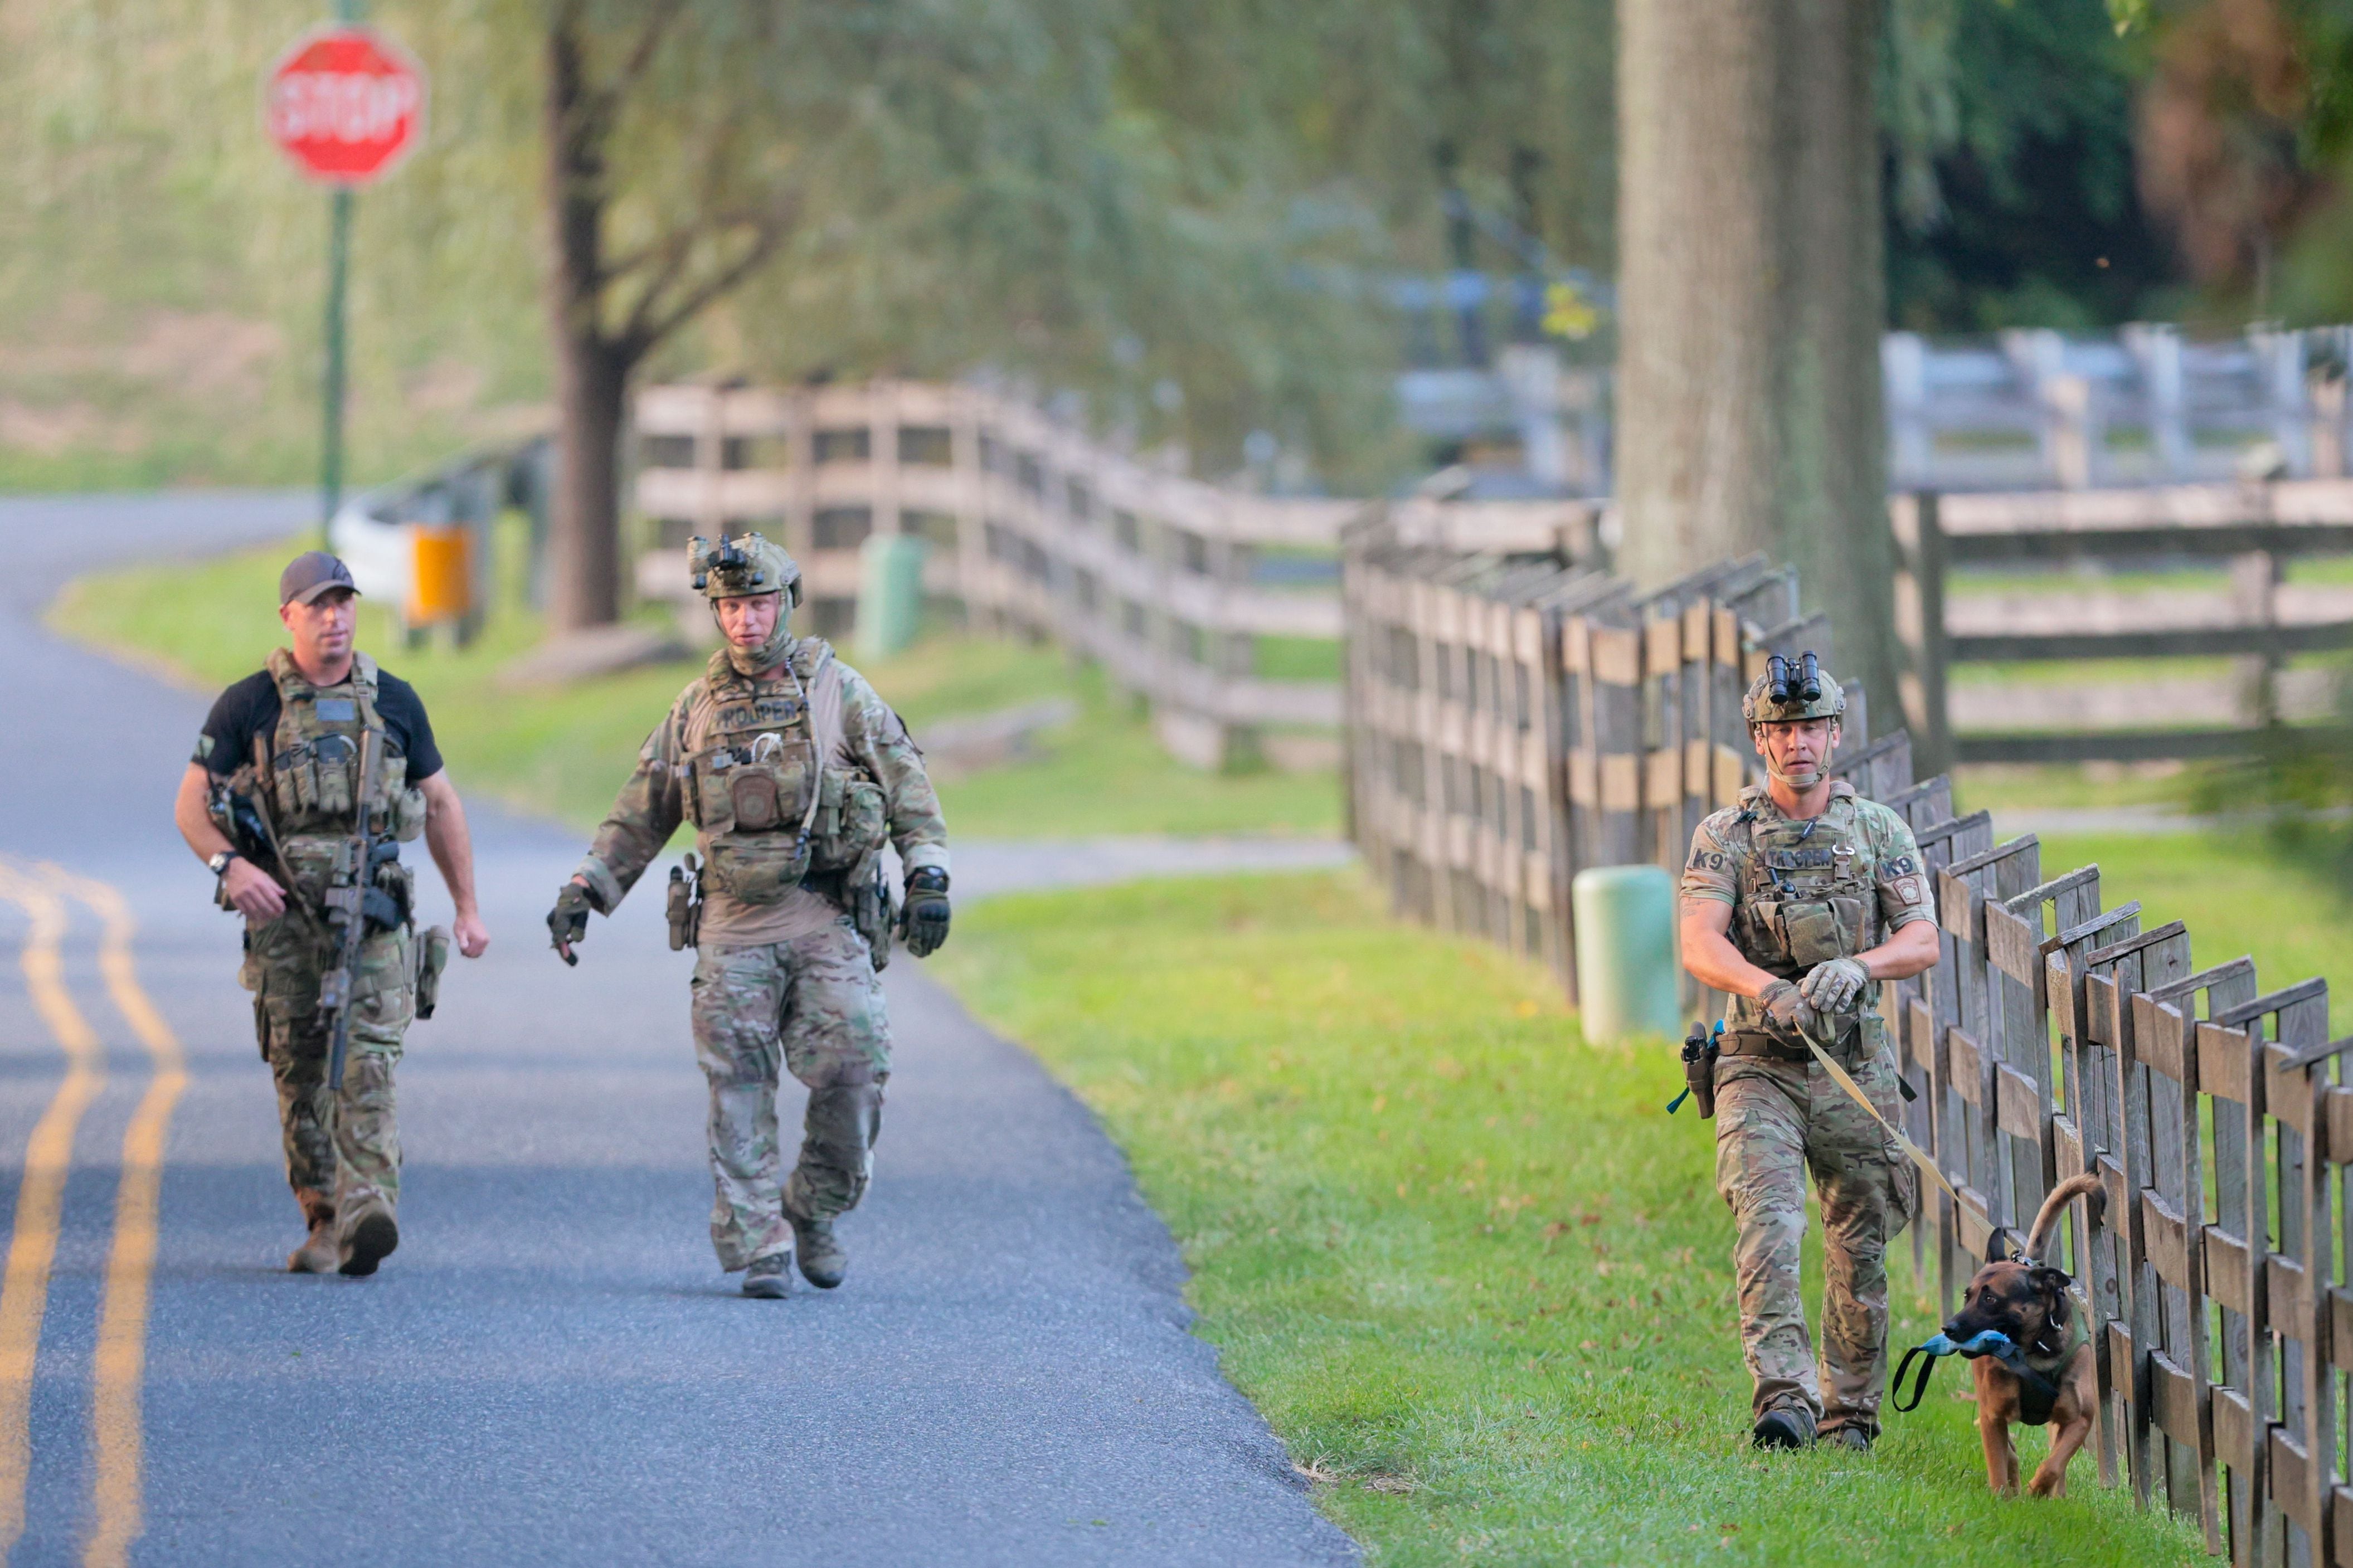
[1347,527,2350,1560]
[1341,524,1897,994]
[1876,767,2353,1564]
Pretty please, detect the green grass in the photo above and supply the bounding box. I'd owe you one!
[1953,763,2199,814]
[2038,830,2353,995]
[47,533,1343,839]
[932,870,2209,1566]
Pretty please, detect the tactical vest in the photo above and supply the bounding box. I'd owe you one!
[1722,787,1882,1035]
[683,641,891,906]
[242,649,426,904]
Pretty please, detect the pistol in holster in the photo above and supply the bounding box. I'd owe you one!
[1669,1020,1720,1118]
[666,854,703,951]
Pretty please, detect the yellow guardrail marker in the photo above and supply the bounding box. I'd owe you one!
[43,868,185,1568]
[0,864,106,1560]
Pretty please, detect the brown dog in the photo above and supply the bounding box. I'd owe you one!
[1941,1172,2104,1496]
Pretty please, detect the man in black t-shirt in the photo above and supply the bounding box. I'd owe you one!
[171,551,489,1277]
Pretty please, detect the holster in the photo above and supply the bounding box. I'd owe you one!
[666,854,702,951]
[1683,1042,1719,1118]
[414,925,451,1020]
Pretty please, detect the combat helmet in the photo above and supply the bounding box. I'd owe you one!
[1741,650,1846,727]
[689,532,803,607]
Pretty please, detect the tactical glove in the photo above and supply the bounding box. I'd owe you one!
[1759,978,1818,1040]
[548,882,596,967]
[901,868,950,958]
[1799,956,1870,1014]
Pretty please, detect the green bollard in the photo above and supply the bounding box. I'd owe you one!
[855,533,928,663]
[1571,865,1681,1044]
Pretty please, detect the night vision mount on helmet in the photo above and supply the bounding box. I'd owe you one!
[690,533,803,607]
[1742,650,1847,727]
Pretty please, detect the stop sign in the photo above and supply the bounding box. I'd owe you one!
[266,26,427,186]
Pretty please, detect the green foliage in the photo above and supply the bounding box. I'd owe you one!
[1883,0,2180,331]
[0,0,1608,493]
[934,870,2210,1565]
[46,533,1342,837]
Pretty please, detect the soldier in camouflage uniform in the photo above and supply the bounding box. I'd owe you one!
[1678,656,1942,1451]
[546,533,951,1299]
[173,551,488,1277]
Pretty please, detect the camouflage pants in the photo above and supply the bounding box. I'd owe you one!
[241,914,412,1238]
[689,921,889,1271]
[1714,1048,1917,1436]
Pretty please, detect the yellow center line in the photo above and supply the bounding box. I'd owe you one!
[0,864,106,1560]
[42,868,184,1568]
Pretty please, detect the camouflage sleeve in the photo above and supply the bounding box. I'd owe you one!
[837,666,950,878]
[1680,813,1739,905]
[1873,811,1936,929]
[575,693,691,910]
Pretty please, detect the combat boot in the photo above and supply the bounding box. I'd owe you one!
[337,1204,399,1278]
[288,1189,338,1274]
[1752,1406,1817,1449]
[742,1253,793,1299]
[1823,1426,1873,1452]
[790,1212,847,1289]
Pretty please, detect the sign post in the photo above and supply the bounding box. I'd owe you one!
[266,13,427,544]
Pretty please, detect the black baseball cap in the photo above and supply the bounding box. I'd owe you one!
[280,551,361,607]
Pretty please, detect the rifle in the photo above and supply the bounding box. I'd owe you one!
[317,726,383,1093]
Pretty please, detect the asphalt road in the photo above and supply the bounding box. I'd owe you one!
[0,494,1357,1566]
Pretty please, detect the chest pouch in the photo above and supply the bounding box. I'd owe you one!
[390,786,427,843]
[1780,899,1865,967]
[703,826,814,905]
[275,834,349,906]
[810,771,887,873]
[313,732,359,819]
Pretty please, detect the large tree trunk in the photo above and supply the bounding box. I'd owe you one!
[542,12,625,632]
[1615,0,1901,741]
[551,328,628,631]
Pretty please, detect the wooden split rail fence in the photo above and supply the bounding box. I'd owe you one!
[1350,532,2353,1560]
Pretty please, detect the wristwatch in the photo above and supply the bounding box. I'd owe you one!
[207,850,240,879]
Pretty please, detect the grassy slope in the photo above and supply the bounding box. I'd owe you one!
[927,826,2342,1566]
[935,870,2208,1566]
[48,534,1341,839]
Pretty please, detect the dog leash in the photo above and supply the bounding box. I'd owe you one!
[1796,1028,1970,1211]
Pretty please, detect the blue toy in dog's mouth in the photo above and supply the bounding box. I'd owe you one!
[1893,1329,2013,1410]
[1919,1329,2011,1358]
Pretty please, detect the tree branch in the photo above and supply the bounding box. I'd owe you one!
[618,203,798,364]
[575,0,688,151]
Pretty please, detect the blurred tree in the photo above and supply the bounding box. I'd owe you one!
[533,3,805,630]
[1883,0,2179,330]
[1616,0,1903,742]
[2137,0,2333,313]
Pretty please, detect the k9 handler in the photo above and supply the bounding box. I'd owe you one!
[1678,655,1941,1452]
[547,534,950,1299]
[173,552,490,1276]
